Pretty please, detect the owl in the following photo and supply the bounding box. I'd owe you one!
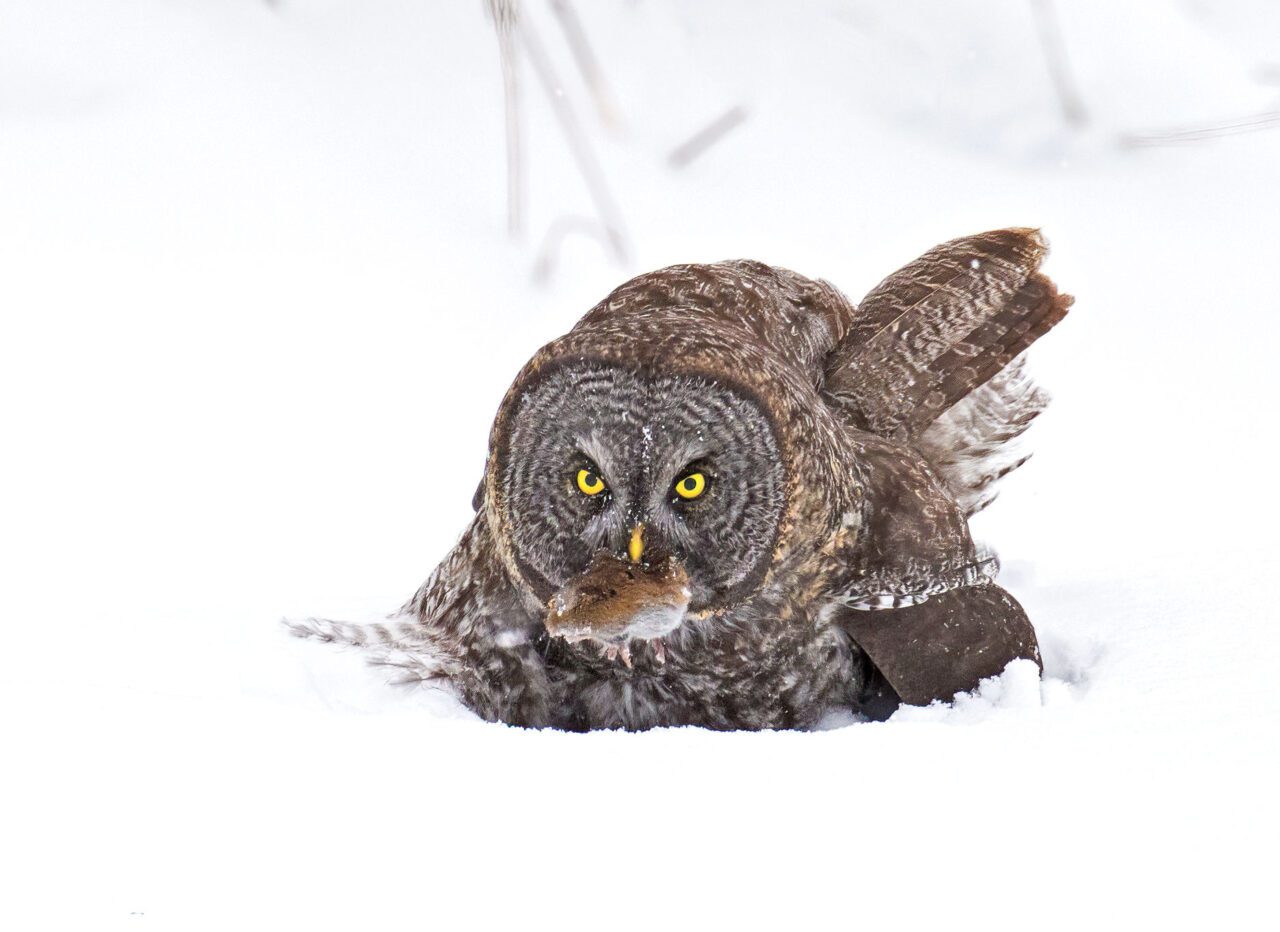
[291,228,1071,730]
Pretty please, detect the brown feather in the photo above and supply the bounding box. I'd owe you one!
[822,228,1070,440]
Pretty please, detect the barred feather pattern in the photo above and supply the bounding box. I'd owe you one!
[916,356,1050,516]
[822,228,1071,443]
[284,614,463,686]
[287,513,557,726]
[833,549,1000,611]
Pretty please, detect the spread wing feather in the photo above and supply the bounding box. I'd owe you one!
[822,228,1071,440]
[821,228,1072,514]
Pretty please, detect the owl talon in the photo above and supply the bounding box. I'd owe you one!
[618,644,633,668]
[605,646,619,663]
[652,640,666,665]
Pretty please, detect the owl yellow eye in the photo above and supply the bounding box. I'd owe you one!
[576,468,606,496]
[674,472,706,500]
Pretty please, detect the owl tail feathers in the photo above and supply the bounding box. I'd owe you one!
[283,615,464,685]
[823,227,1072,515]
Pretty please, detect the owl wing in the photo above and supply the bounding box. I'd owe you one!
[285,512,558,727]
[840,583,1042,713]
[822,228,1072,515]
[813,230,1069,709]
[822,438,1045,713]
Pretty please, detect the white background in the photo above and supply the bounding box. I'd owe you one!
[3,1,1278,928]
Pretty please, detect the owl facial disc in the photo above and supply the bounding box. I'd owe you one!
[497,362,786,616]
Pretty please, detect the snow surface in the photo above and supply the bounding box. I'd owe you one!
[3,1,1278,928]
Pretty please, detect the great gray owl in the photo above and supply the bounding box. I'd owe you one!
[291,228,1071,730]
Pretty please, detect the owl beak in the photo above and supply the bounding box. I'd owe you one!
[628,524,645,563]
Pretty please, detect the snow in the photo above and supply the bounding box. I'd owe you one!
[3,1,1278,928]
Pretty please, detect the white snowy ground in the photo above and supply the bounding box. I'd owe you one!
[3,1,1278,928]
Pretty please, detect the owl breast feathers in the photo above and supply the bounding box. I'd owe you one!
[291,228,1072,730]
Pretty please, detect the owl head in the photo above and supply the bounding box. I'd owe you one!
[481,272,863,650]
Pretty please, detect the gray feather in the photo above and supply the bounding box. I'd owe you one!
[916,356,1051,516]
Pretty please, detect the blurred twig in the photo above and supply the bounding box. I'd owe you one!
[518,10,629,264]
[668,106,749,169]
[486,0,524,236]
[1030,0,1087,127]
[532,216,618,282]
[549,0,621,129]
[1121,111,1280,147]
